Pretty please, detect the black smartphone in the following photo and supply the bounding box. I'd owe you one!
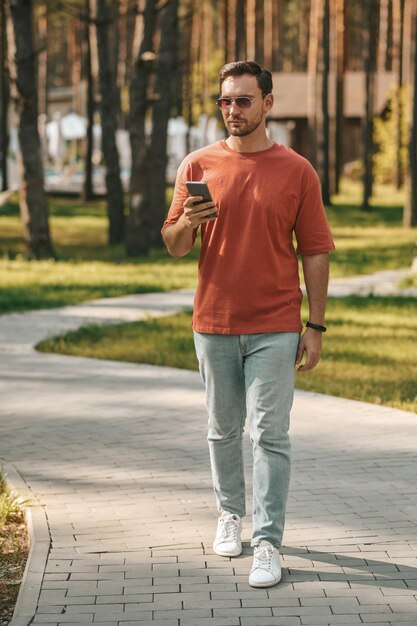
[185,181,217,219]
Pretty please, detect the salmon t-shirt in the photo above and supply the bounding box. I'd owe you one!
[162,139,335,334]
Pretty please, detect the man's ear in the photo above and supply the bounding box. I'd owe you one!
[264,93,274,113]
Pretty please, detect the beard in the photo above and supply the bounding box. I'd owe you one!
[224,112,264,136]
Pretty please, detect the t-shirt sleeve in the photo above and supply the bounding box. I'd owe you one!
[161,158,198,243]
[294,162,336,255]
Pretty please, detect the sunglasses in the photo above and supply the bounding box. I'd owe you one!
[216,94,264,110]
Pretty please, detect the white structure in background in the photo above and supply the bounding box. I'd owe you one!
[267,121,291,146]
[167,116,188,183]
[2,113,224,194]
[60,111,87,140]
[45,112,66,163]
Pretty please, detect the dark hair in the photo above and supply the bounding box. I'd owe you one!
[219,61,273,94]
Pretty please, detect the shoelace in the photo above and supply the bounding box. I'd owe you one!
[220,516,239,542]
[253,544,273,569]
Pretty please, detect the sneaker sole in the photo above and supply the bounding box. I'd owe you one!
[213,545,242,557]
[248,574,282,588]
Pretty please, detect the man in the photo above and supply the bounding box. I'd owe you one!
[161,61,335,588]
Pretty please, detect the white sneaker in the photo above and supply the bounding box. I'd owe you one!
[249,540,282,587]
[213,511,242,557]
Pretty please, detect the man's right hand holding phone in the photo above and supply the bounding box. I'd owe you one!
[182,196,218,229]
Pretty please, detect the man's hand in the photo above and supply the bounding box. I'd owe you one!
[182,196,218,229]
[295,328,322,372]
[162,196,218,258]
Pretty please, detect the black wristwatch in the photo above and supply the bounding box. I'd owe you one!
[306,321,327,333]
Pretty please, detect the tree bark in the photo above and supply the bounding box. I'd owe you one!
[95,0,125,244]
[10,0,55,258]
[82,0,95,200]
[222,0,228,64]
[334,0,345,194]
[126,0,157,256]
[378,0,389,72]
[307,0,320,168]
[148,0,178,248]
[362,0,379,211]
[263,0,273,69]
[246,0,256,60]
[201,0,211,113]
[185,0,195,150]
[404,0,417,226]
[1,0,10,191]
[36,2,47,122]
[227,0,236,63]
[321,0,331,205]
[235,0,245,59]
[392,0,405,189]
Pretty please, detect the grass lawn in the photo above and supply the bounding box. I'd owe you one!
[0,181,416,314]
[37,296,417,413]
[3,180,417,412]
[0,474,28,624]
[0,196,199,314]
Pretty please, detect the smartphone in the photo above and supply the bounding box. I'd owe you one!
[185,181,217,219]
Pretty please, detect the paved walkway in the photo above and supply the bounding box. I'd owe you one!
[0,277,417,626]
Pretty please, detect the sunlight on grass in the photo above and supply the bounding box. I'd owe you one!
[37,297,417,413]
[0,258,198,313]
[1,183,416,313]
[0,195,200,313]
[37,311,198,370]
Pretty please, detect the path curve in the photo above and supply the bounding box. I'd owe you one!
[1,286,416,626]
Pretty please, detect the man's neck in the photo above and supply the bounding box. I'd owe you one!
[225,133,274,153]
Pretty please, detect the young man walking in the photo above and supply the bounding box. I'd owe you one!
[161,61,335,588]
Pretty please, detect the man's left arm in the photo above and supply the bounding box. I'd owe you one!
[296,252,330,372]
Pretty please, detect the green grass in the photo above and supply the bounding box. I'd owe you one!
[402,273,417,288]
[37,310,198,370]
[0,182,416,314]
[326,181,416,277]
[0,475,23,529]
[0,195,199,314]
[3,181,417,412]
[37,296,417,413]
[0,473,28,625]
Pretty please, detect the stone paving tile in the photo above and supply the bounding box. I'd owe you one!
[240,616,301,626]
[1,292,417,625]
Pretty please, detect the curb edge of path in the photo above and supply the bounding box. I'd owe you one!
[2,462,50,626]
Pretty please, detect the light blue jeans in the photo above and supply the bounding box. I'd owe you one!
[193,331,299,549]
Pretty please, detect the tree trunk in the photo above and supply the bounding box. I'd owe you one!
[117,0,129,92]
[307,0,320,168]
[235,0,245,59]
[362,0,379,211]
[82,0,95,200]
[263,0,273,69]
[404,0,417,226]
[321,0,331,205]
[10,0,55,258]
[201,0,211,113]
[392,0,405,189]
[95,0,125,244]
[334,0,345,194]
[274,0,282,70]
[126,0,157,256]
[227,0,236,63]
[377,0,389,72]
[246,0,256,60]
[0,0,10,191]
[69,14,82,112]
[148,0,178,248]
[185,0,195,150]
[36,2,47,134]
[222,0,228,64]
